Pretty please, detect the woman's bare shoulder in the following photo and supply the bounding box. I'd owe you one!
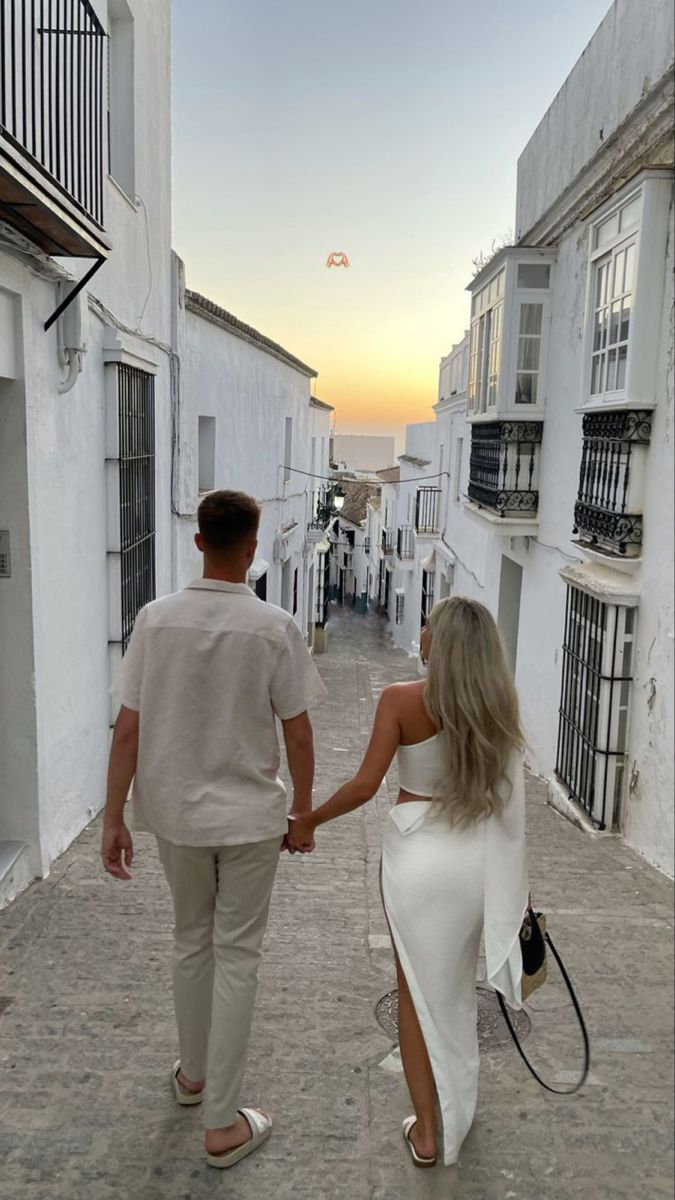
[380,680,426,709]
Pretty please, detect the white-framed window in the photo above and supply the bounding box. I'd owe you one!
[468,268,504,415]
[588,195,639,402]
[468,252,554,420]
[582,172,672,409]
[395,589,405,625]
[515,303,544,405]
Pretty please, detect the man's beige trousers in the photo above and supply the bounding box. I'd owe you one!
[157,836,280,1129]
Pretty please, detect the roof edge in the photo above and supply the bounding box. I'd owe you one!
[185,289,317,377]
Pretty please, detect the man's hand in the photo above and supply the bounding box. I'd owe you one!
[101,822,134,880]
[285,815,315,855]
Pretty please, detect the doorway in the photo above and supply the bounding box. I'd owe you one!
[497,555,522,673]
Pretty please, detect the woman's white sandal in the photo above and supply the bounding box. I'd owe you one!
[171,1060,204,1106]
[206,1108,273,1169]
[402,1116,437,1169]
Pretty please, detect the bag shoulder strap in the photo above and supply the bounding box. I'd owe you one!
[497,929,591,1096]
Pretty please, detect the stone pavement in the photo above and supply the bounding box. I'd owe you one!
[0,606,673,1200]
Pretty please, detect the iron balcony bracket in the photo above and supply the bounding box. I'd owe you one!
[44,255,105,332]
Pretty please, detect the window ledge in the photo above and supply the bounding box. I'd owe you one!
[571,541,642,576]
[576,397,656,415]
[558,561,640,606]
[463,501,539,538]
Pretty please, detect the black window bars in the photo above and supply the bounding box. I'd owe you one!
[118,364,156,652]
[555,584,634,830]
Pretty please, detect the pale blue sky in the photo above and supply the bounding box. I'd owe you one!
[172,0,611,434]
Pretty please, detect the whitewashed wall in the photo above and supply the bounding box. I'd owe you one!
[0,0,173,897]
[173,264,325,638]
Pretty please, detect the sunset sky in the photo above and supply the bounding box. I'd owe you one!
[172,0,611,440]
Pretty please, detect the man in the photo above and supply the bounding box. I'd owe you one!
[101,490,326,1169]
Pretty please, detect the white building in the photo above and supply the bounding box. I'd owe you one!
[0,0,330,906]
[171,270,333,644]
[385,0,674,875]
[331,433,396,474]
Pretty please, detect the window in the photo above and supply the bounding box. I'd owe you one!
[415,487,441,533]
[517,263,550,289]
[108,0,135,198]
[421,569,435,631]
[589,238,635,400]
[117,365,155,650]
[515,303,543,405]
[255,573,267,601]
[283,417,293,482]
[395,590,405,625]
[556,586,635,829]
[468,268,504,415]
[454,437,463,502]
[581,179,672,408]
[198,416,216,492]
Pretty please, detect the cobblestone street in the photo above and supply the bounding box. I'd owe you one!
[0,607,673,1200]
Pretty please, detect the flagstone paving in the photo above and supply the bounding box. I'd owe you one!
[0,606,672,1200]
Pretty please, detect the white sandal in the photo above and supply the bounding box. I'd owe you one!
[402,1116,437,1169]
[171,1060,203,1106]
[206,1108,273,1169]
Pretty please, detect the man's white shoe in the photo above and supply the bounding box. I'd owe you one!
[206,1108,273,1169]
[171,1060,204,1106]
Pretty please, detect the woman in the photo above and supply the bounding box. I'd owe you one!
[291,596,528,1168]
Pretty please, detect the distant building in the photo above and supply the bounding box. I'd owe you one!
[331,434,396,474]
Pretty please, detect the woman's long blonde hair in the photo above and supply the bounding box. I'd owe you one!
[424,596,524,827]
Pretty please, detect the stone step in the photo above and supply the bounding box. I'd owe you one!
[0,841,32,910]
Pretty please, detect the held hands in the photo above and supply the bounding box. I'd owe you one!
[101,821,134,880]
[283,814,316,855]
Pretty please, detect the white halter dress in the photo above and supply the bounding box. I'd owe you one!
[381,735,528,1166]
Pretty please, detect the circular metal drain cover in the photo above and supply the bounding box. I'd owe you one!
[375,987,531,1049]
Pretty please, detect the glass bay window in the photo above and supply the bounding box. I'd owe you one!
[467,248,555,422]
[581,171,672,412]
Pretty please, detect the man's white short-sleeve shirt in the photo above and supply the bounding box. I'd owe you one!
[118,579,328,847]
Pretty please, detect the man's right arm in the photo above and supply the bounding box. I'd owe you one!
[282,711,315,817]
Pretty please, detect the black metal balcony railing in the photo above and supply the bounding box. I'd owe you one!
[381,528,394,554]
[573,410,651,556]
[397,525,414,559]
[468,421,543,516]
[415,487,441,534]
[0,0,106,225]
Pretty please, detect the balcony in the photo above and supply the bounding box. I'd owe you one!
[415,487,441,535]
[573,410,651,558]
[466,420,543,533]
[0,0,109,258]
[381,528,394,556]
[396,525,414,560]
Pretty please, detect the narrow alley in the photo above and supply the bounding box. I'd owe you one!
[0,609,672,1200]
